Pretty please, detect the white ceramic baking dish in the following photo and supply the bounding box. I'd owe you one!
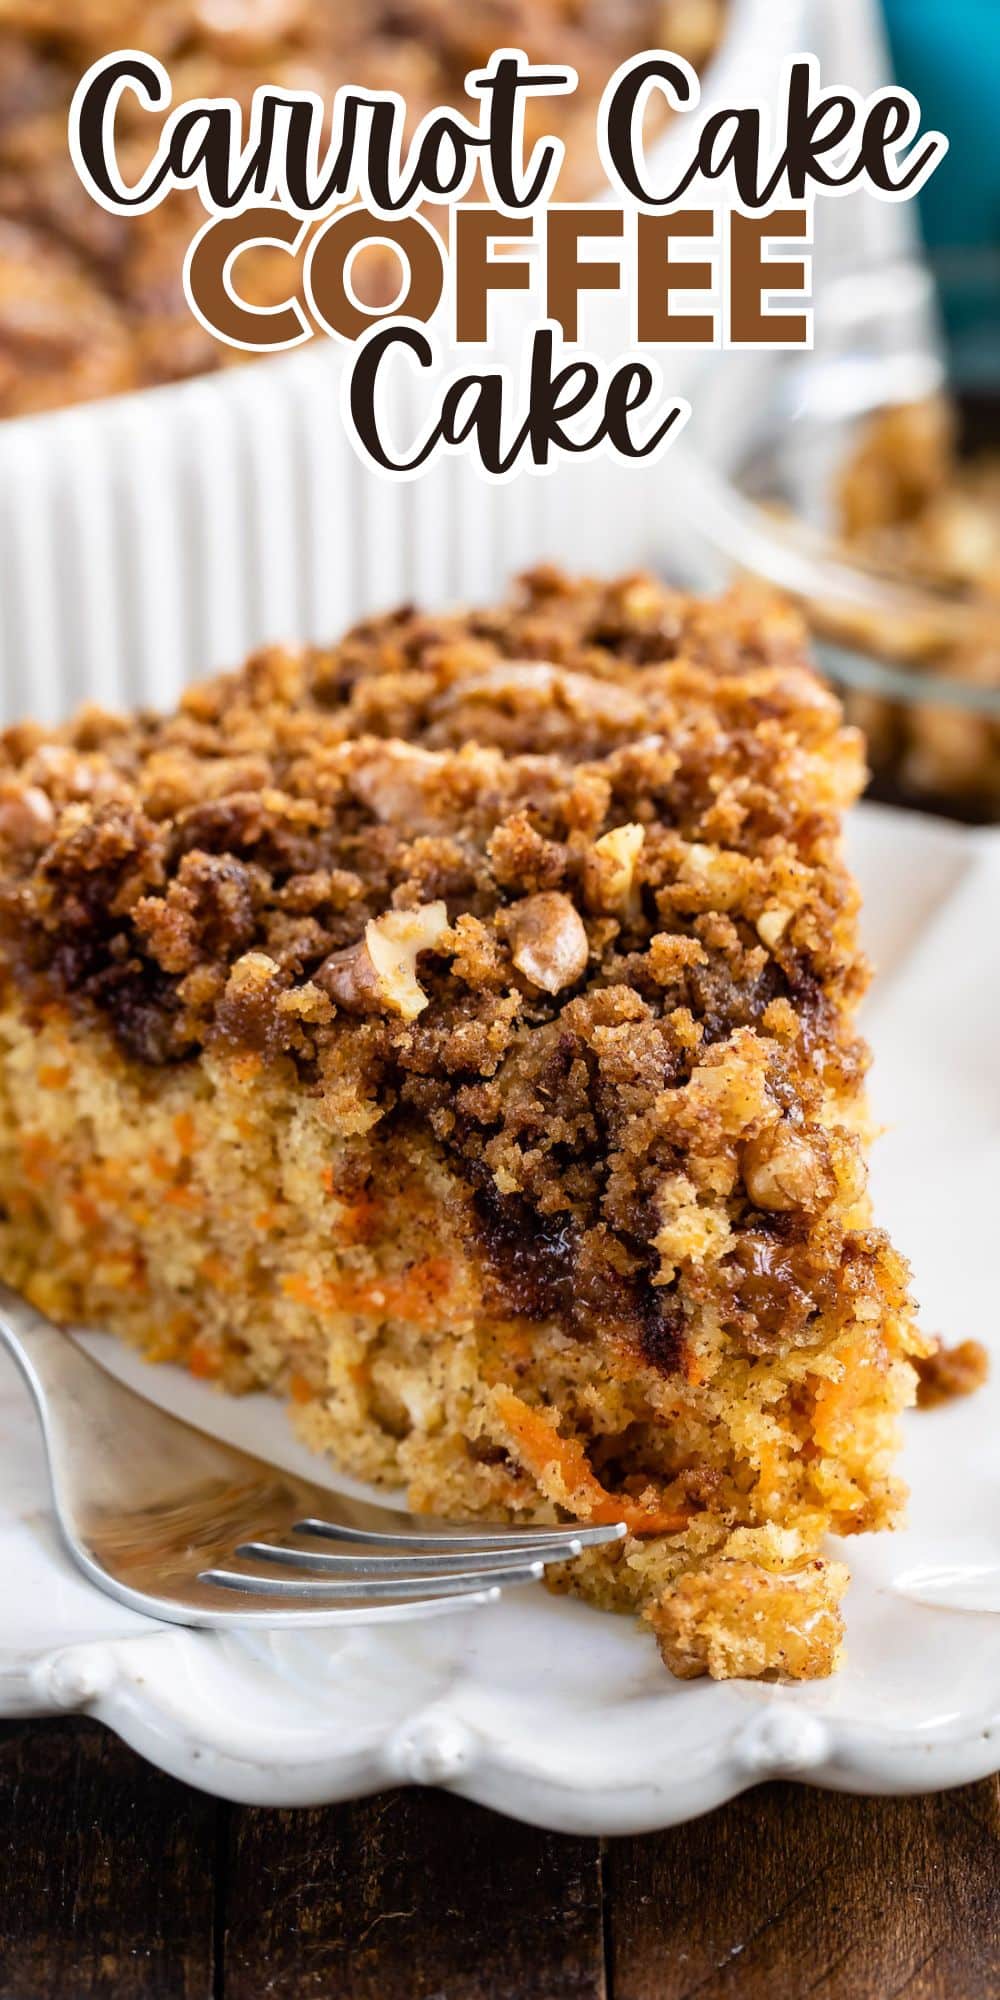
[0,0,812,725]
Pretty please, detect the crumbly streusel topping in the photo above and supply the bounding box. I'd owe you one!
[0,568,894,1365]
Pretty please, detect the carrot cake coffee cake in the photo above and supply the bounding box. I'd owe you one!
[0,570,922,1679]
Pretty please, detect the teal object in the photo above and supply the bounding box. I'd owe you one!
[881,0,999,250]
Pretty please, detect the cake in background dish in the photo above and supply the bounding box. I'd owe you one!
[0,1,727,418]
[0,569,922,1680]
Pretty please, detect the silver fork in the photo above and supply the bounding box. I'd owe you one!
[0,1284,623,1629]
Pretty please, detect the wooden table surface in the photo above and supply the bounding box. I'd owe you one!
[1,1720,998,1999]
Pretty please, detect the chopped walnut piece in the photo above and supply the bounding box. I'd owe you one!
[757,906,793,951]
[584,822,645,915]
[504,891,589,994]
[915,1337,989,1409]
[29,744,101,798]
[741,1121,833,1212]
[646,1556,849,1680]
[350,742,451,833]
[193,0,307,58]
[433,661,646,731]
[0,782,54,851]
[317,903,449,1022]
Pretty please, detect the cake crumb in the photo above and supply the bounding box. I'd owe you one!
[646,1557,849,1681]
[915,1336,989,1410]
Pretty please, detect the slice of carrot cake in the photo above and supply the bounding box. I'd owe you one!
[0,568,921,1679]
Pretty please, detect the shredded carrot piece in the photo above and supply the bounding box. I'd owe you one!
[85,1163,127,1202]
[499,1327,533,1364]
[335,1194,383,1242]
[37,1063,71,1090]
[163,1184,201,1211]
[20,1133,56,1187]
[322,1168,383,1243]
[280,1264,455,1328]
[230,1054,262,1084]
[173,1111,196,1152]
[188,1340,223,1381]
[754,1440,781,1501]
[811,1341,883,1453]
[198,1254,229,1288]
[288,1372,316,1404]
[392,1256,452,1310]
[491,1388,690,1537]
[96,1252,147,1295]
[282,1273,329,1310]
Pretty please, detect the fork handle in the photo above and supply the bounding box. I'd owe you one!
[0,1282,80,1422]
[0,1282,240,1510]
[0,1285,141,1495]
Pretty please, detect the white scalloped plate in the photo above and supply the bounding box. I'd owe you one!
[3,802,1000,1833]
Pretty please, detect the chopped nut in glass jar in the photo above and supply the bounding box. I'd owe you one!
[827,399,1000,818]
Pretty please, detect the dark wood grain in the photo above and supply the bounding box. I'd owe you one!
[0,1719,219,2000]
[607,1777,1000,2000]
[223,1788,606,2000]
[2,1720,999,2000]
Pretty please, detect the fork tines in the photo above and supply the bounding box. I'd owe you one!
[200,1516,625,1604]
